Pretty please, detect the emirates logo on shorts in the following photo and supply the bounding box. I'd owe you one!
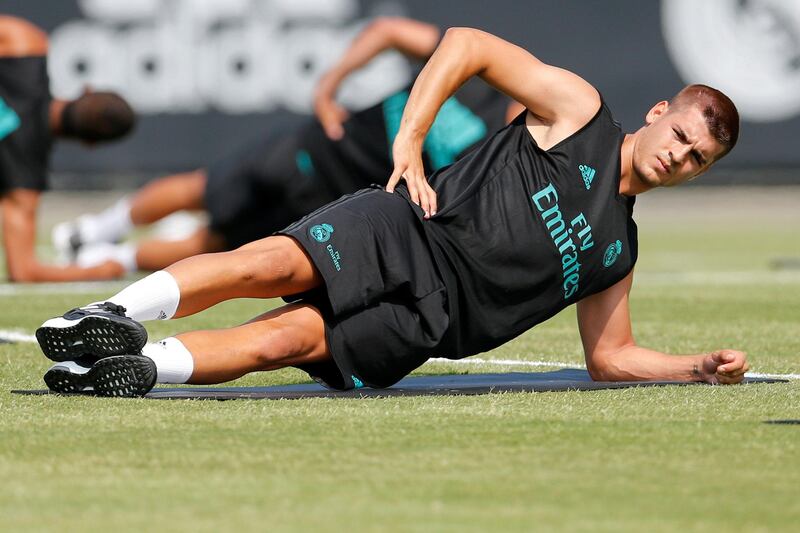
[309,223,334,243]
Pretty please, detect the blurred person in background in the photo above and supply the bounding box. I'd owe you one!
[0,15,135,282]
[36,28,748,398]
[53,17,523,274]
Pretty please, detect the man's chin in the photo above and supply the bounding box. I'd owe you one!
[634,167,661,189]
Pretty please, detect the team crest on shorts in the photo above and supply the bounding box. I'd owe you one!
[309,223,334,243]
[603,240,623,267]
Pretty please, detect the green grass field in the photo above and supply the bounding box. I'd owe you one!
[1,187,799,532]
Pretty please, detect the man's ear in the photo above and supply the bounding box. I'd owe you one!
[644,100,669,125]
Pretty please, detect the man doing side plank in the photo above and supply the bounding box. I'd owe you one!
[36,28,747,396]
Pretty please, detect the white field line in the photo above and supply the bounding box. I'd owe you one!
[429,357,584,369]
[2,329,798,380]
[0,330,37,343]
[0,281,128,296]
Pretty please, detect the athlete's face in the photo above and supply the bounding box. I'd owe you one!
[632,101,724,188]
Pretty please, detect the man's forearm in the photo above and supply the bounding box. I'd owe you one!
[397,28,485,142]
[319,17,440,95]
[588,345,708,382]
[319,19,396,92]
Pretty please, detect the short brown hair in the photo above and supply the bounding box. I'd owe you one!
[670,84,740,161]
[62,92,136,143]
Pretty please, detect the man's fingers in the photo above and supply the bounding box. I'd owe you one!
[386,166,406,193]
[420,181,438,218]
[718,367,747,379]
[327,107,349,140]
[315,99,347,140]
[715,358,749,385]
[319,109,343,140]
[386,157,435,216]
[407,177,421,206]
[428,183,438,216]
[716,352,748,374]
[711,351,733,364]
[718,362,749,376]
[406,171,435,216]
[414,177,429,215]
[324,122,344,141]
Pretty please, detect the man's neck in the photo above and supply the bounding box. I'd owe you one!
[619,131,652,196]
[49,99,67,136]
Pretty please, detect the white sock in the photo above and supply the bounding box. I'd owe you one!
[76,242,138,273]
[78,196,133,244]
[142,337,194,384]
[105,270,181,321]
[113,243,138,273]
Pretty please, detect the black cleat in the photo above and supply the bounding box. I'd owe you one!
[36,302,147,362]
[43,355,157,397]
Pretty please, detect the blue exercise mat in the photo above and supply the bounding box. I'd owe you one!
[12,368,785,400]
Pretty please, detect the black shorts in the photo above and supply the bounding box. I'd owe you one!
[279,187,450,390]
[204,131,336,249]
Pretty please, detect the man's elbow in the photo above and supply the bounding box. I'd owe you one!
[443,27,480,45]
[585,354,621,382]
[368,16,395,35]
[586,361,611,382]
[8,270,37,283]
[7,260,41,283]
[439,28,484,66]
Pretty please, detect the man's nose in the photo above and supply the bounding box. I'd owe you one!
[670,144,690,164]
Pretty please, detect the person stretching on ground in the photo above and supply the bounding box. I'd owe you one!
[0,16,135,282]
[36,27,748,397]
[52,17,522,273]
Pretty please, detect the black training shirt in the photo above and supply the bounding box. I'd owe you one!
[416,101,638,358]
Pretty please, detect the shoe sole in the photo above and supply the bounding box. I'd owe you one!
[36,315,147,362]
[44,355,157,397]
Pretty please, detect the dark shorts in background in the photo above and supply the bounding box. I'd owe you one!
[279,187,449,390]
[204,131,336,249]
[0,57,52,194]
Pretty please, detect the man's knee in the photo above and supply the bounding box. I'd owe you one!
[184,169,207,203]
[250,323,307,370]
[253,319,328,370]
[233,236,317,286]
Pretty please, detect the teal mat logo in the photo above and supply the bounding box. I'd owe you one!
[603,240,623,267]
[351,375,364,389]
[309,223,334,243]
[579,164,596,190]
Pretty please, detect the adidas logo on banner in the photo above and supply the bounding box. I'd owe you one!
[579,164,596,190]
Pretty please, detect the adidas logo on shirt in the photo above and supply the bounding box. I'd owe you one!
[579,164,596,190]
